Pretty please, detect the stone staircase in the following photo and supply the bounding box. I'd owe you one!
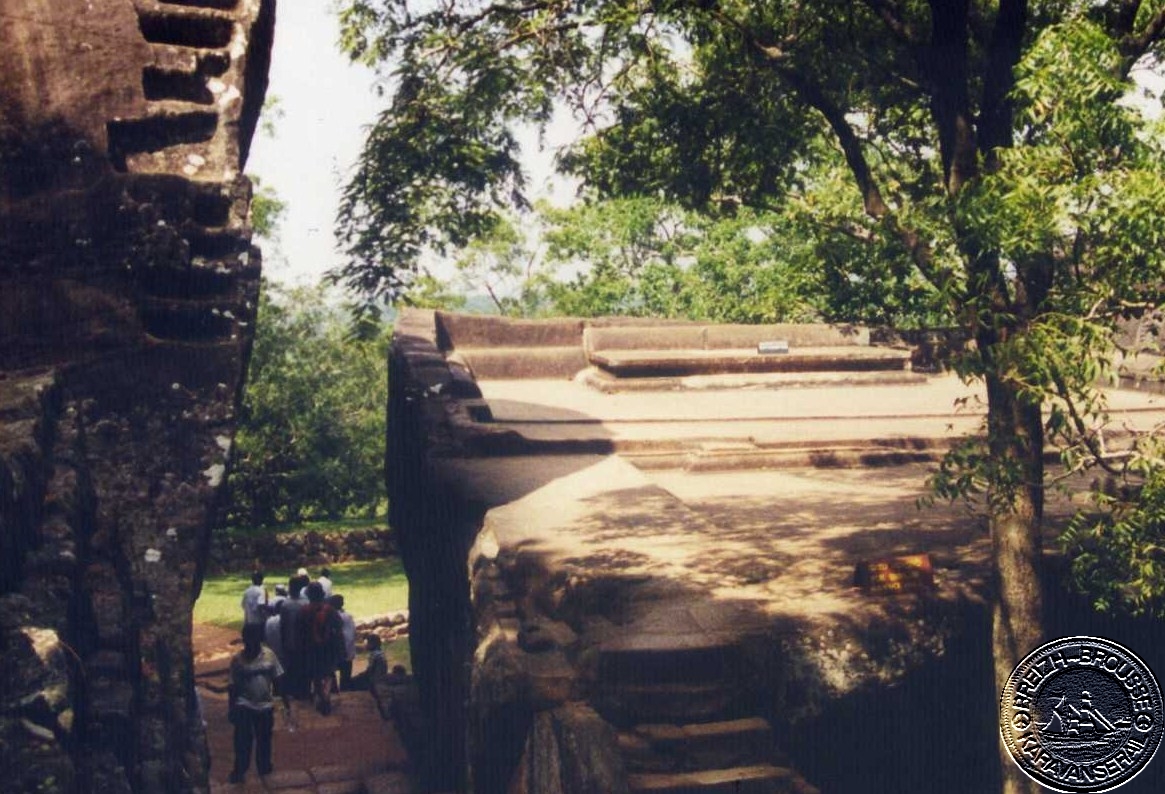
[110,0,272,179]
[594,638,820,794]
[124,177,259,356]
[97,1,270,351]
[579,323,921,392]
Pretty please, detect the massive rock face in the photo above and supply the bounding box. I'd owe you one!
[0,1,273,790]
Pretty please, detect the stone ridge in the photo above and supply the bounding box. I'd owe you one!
[0,1,274,791]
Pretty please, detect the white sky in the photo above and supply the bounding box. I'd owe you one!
[244,2,379,285]
[245,2,578,287]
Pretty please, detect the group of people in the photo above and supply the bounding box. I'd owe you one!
[241,568,357,710]
[227,567,385,784]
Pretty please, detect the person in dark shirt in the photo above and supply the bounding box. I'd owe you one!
[329,594,358,691]
[300,582,343,714]
[277,574,310,698]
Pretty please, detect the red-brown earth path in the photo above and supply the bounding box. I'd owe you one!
[194,623,416,794]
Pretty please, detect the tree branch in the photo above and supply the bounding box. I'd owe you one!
[861,0,920,47]
[1119,5,1165,68]
[926,0,978,193]
[701,7,957,294]
[706,8,795,61]
[456,1,557,33]
[774,68,887,218]
[979,0,1027,167]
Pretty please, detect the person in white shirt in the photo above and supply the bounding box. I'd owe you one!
[269,583,288,612]
[241,571,268,627]
[227,624,291,783]
[264,612,284,666]
[316,568,334,598]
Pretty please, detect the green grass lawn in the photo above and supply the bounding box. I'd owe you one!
[194,557,409,630]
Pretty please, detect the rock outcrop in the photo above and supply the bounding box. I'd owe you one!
[388,309,1165,794]
[0,1,273,790]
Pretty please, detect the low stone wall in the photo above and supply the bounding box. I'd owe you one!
[436,312,703,379]
[205,527,396,574]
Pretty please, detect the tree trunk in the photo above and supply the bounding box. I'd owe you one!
[985,371,1045,794]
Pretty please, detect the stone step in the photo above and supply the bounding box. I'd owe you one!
[107,107,218,172]
[148,43,230,77]
[135,263,238,300]
[682,445,940,473]
[188,227,250,259]
[158,0,240,10]
[136,6,235,50]
[598,639,738,686]
[140,298,239,341]
[618,718,785,773]
[454,346,587,379]
[628,764,817,793]
[590,346,912,379]
[594,681,738,727]
[584,323,870,353]
[581,366,927,393]
[142,66,215,104]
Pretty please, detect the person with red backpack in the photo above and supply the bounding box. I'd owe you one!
[299,581,343,714]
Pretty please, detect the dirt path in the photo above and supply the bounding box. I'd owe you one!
[194,624,417,793]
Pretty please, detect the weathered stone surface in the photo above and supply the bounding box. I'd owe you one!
[512,705,629,794]
[622,718,784,774]
[518,619,578,654]
[589,346,912,379]
[261,768,314,788]
[364,770,416,794]
[392,308,1165,794]
[317,781,365,794]
[628,764,796,793]
[0,0,274,790]
[0,595,78,790]
[311,763,365,783]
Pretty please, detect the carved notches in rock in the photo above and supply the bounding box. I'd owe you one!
[109,0,274,178]
[126,175,261,360]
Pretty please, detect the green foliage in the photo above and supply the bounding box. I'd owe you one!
[336,0,1165,621]
[539,197,833,322]
[1060,434,1165,618]
[229,281,390,527]
[250,178,287,241]
[401,273,469,312]
[259,95,286,140]
[426,195,914,325]
[451,213,547,315]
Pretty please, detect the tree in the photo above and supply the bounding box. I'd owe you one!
[539,196,838,321]
[427,195,893,323]
[334,3,1165,790]
[229,281,390,527]
[250,177,287,241]
[450,212,548,315]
